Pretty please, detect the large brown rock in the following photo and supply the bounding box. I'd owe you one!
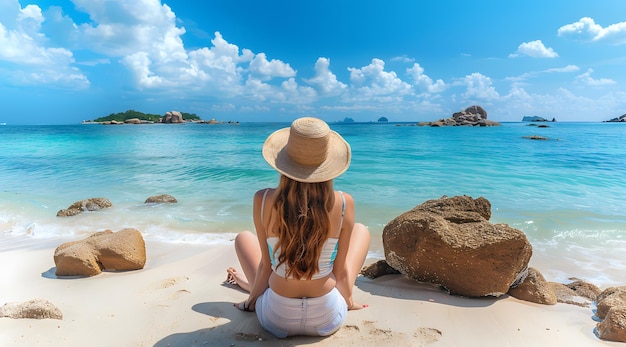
[596,286,626,320]
[508,267,556,305]
[0,299,62,320]
[383,195,532,297]
[597,306,626,342]
[54,228,146,277]
[56,198,112,217]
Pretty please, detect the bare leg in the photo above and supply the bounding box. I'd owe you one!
[226,231,261,293]
[346,223,370,309]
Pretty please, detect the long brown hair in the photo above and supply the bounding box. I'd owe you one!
[269,175,334,280]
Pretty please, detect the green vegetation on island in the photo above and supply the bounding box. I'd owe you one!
[89,110,201,123]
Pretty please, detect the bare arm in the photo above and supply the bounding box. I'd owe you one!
[332,193,364,310]
[238,190,273,311]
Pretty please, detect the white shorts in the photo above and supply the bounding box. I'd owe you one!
[255,287,347,338]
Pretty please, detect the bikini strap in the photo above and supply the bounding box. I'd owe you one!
[337,191,346,233]
[260,188,270,225]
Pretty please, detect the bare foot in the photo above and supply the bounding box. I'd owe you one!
[349,302,368,311]
[225,267,251,292]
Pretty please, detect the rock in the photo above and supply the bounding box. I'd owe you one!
[382,195,532,297]
[145,194,178,204]
[522,135,549,140]
[54,228,146,277]
[565,279,601,301]
[424,105,499,127]
[162,111,184,123]
[56,198,112,217]
[597,306,626,342]
[605,114,626,123]
[508,267,556,305]
[548,282,592,307]
[0,299,62,320]
[124,118,142,124]
[596,286,626,319]
[360,260,401,279]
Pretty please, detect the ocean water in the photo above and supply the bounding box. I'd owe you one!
[1,122,625,287]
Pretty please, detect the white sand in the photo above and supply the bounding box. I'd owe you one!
[0,234,620,347]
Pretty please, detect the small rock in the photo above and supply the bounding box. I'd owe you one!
[57,198,112,217]
[360,260,401,279]
[508,267,557,305]
[145,194,178,204]
[0,299,62,320]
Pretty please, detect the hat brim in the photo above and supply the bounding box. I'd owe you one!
[262,127,351,183]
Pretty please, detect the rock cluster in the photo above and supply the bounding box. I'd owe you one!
[596,286,626,342]
[419,105,500,127]
[54,228,146,277]
[56,198,112,217]
[362,194,626,343]
[161,111,184,123]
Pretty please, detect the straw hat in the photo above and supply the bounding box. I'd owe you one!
[262,117,351,183]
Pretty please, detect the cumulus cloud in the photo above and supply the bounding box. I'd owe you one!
[509,40,558,58]
[407,63,445,93]
[304,57,347,96]
[461,72,499,99]
[558,17,626,44]
[347,58,412,102]
[248,52,296,79]
[576,68,616,86]
[0,2,89,88]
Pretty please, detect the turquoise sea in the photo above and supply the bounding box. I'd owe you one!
[1,122,625,287]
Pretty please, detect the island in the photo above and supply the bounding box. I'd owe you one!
[605,114,626,122]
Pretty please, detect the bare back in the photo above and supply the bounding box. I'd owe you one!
[256,189,351,298]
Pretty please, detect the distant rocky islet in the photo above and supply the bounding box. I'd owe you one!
[83,110,238,125]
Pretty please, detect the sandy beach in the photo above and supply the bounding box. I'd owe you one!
[0,234,620,347]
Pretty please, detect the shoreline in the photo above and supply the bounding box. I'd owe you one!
[0,234,620,346]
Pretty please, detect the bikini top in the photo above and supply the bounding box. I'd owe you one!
[261,189,345,280]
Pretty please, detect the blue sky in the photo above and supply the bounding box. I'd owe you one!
[1,0,626,124]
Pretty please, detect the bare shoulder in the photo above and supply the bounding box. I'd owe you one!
[338,191,354,205]
[254,188,273,199]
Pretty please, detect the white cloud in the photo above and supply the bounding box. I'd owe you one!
[248,52,296,79]
[461,72,499,99]
[122,52,164,88]
[0,2,88,88]
[347,58,412,101]
[509,40,558,58]
[407,63,445,93]
[576,68,616,86]
[390,55,415,63]
[496,86,626,122]
[506,64,580,84]
[304,57,347,96]
[543,65,580,73]
[558,17,626,44]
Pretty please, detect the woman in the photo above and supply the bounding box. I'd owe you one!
[226,117,370,338]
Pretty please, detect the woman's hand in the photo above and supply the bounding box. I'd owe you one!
[234,299,255,312]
